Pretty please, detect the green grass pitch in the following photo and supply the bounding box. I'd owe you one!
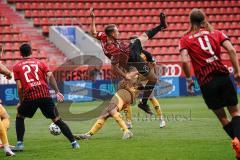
[1,96,236,160]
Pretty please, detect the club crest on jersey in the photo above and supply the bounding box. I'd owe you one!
[143,65,150,73]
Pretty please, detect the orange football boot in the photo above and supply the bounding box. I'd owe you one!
[232,137,240,159]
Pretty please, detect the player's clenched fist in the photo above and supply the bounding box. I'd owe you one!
[56,92,64,102]
[90,8,95,18]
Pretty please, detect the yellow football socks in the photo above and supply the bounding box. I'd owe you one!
[0,120,8,146]
[150,97,162,118]
[124,104,132,123]
[112,112,129,132]
[2,118,10,130]
[88,118,105,135]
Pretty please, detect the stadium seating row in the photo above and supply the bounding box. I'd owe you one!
[0,18,11,26]
[37,21,240,32]
[0,26,20,34]
[17,6,239,18]
[0,34,29,42]
[25,10,240,23]
[11,1,240,9]
[1,50,46,59]
[1,58,48,69]
[0,1,66,67]
[0,42,39,51]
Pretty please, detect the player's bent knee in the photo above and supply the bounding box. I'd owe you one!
[227,105,240,117]
[138,33,149,44]
[230,111,240,118]
[219,118,230,126]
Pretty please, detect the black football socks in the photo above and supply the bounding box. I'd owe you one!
[231,116,240,139]
[54,119,75,143]
[16,117,25,142]
[223,121,234,139]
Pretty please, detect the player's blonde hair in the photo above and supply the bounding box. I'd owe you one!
[185,8,213,35]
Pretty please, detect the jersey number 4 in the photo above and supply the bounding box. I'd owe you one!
[198,35,218,63]
[23,64,39,82]
[198,35,215,55]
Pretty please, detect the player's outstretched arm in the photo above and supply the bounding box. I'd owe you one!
[47,72,64,102]
[180,49,194,95]
[16,80,24,103]
[0,63,12,79]
[90,8,97,38]
[180,49,191,78]
[222,40,240,81]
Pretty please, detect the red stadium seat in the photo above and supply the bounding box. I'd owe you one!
[34,18,42,26]
[153,47,161,54]
[163,55,171,61]
[25,10,31,18]
[12,27,20,33]
[4,43,11,50]
[31,3,37,9]
[235,45,240,52]
[169,47,177,54]
[230,37,238,44]
[4,51,13,59]
[71,10,78,17]
[41,18,49,25]
[14,51,21,58]
[13,42,19,50]
[21,34,29,41]
[171,55,180,61]
[47,10,54,18]
[32,50,38,57]
[4,35,11,42]
[4,27,11,34]
[42,26,49,34]
[161,47,168,54]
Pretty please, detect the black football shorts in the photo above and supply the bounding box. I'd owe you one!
[18,97,59,119]
[201,75,238,110]
[128,38,150,76]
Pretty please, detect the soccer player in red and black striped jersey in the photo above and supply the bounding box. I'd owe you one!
[179,9,240,159]
[12,44,79,151]
[90,8,167,114]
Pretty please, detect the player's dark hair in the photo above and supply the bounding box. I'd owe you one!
[185,8,213,35]
[20,43,32,57]
[104,24,117,37]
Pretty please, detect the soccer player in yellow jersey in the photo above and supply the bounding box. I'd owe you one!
[124,49,166,129]
[75,69,141,140]
[0,62,15,156]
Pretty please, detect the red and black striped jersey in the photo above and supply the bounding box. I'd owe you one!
[13,58,50,100]
[96,32,130,66]
[179,29,229,86]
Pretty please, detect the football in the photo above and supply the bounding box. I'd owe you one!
[49,123,61,136]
